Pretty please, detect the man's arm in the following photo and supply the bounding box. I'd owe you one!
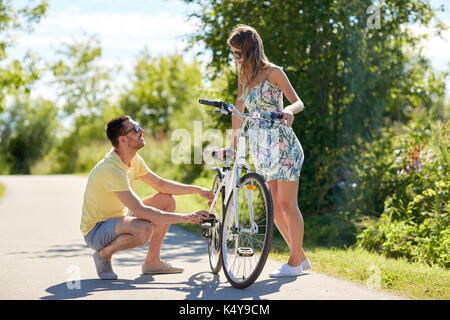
[140,171,213,199]
[115,189,208,224]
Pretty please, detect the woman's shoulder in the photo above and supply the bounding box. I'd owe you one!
[266,65,285,86]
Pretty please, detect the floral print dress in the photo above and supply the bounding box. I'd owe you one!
[245,79,304,181]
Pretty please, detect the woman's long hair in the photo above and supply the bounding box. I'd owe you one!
[227,24,274,100]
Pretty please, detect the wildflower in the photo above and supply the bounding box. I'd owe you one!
[438,166,442,171]
[338,181,345,188]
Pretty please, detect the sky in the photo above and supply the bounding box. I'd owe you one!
[10,0,200,60]
[7,0,450,99]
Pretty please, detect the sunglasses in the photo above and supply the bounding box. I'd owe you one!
[122,124,141,136]
[232,50,242,60]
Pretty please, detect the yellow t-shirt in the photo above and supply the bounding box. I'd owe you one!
[80,148,150,235]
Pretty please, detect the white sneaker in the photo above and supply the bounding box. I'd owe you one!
[301,257,311,270]
[269,263,303,278]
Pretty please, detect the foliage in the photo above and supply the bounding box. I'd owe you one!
[48,36,117,173]
[0,0,48,112]
[120,52,204,135]
[302,211,357,248]
[0,96,58,174]
[342,107,450,267]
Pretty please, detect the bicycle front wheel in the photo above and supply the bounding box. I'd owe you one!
[220,172,274,289]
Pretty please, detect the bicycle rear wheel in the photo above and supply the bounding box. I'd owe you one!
[220,172,274,288]
[207,174,224,274]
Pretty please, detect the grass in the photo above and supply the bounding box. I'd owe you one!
[0,182,5,199]
[271,244,450,300]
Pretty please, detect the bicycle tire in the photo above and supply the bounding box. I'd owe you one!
[207,174,224,274]
[220,172,274,289]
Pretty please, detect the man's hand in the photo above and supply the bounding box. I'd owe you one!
[197,187,214,201]
[186,210,210,224]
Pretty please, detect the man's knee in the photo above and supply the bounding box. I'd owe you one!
[136,220,152,245]
[143,193,176,212]
[165,194,176,212]
[157,193,176,212]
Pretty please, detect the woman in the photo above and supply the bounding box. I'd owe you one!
[221,24,310,278]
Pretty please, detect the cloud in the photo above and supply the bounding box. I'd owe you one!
[15,7,198,57]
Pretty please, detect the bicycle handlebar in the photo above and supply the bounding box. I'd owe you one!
[198,98,284,121]
[198,99,223,108]
[272,112,284,120]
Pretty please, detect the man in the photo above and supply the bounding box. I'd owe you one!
[81,115,212,280]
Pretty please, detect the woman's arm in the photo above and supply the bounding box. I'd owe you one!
[268,66,305,127]
[230,75,245,150]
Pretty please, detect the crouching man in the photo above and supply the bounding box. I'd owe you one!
[80,115,212,279]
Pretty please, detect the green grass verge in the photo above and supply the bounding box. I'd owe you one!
[271,244,449,300]
[0,182,5,199]
[133,175,449,300]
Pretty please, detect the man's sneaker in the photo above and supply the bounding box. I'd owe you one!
[93,251,118,280]
[269,263,303,278]
[142,260,184,274]
[301,257,311,271]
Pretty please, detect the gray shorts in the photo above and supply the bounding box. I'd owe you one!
[84,217,120,251]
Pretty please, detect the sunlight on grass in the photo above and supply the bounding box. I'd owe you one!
[0,182,5,199]
[270,245,450,300]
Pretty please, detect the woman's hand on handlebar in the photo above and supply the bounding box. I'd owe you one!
[281,108,295,127]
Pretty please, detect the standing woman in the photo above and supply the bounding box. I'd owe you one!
[224,24,310,277]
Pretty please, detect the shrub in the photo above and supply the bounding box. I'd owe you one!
[354,110,449,268]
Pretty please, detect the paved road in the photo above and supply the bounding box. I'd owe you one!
[0,175,405,300]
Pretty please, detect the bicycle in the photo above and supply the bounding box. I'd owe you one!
[198,98,283,289]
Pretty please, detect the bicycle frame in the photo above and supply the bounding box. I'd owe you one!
[207,104,279,235]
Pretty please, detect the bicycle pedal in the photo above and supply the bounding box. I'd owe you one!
[201,220,215,229]
[237,247,254,257]
[201,214,216,229]
[201,229,211,239]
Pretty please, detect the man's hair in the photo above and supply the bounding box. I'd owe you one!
[106,115,131,148]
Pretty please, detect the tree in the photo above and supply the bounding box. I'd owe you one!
[120,52,203,134]
[49,36,116,173]
[0,0,48,113]
[0,96,58,174]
